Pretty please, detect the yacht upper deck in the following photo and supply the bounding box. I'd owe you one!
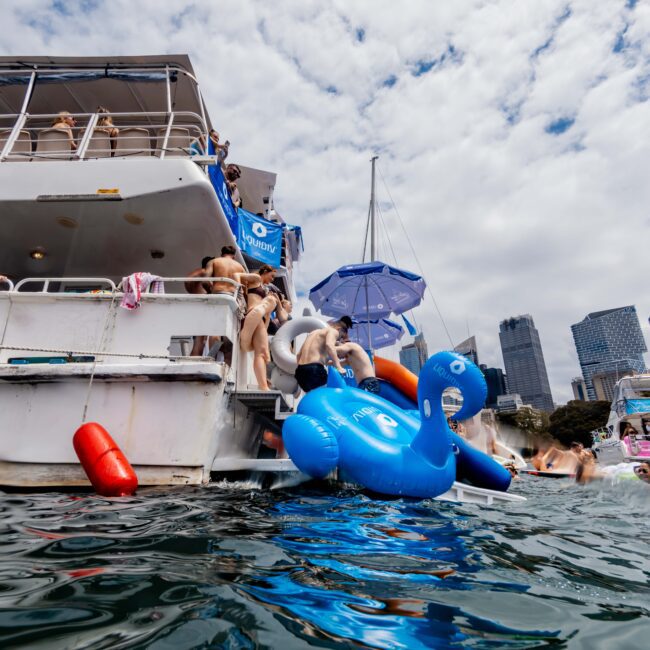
[0,55,209,161]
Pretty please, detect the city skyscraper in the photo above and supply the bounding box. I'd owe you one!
[479,364,508,408]
[499,314,554,412]
[571,305,647,401]
[454,336,479,366]
[399,333,428,376]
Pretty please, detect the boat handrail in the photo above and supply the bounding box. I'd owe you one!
[14,278,117,292]
[10,276,240,295]
[0,110,208,162]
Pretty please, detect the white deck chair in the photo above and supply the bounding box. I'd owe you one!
[156,127,191,157]
[114,127,151,157]
[35,128,75,160]
[85,129,112,158]
[0,129,33,161]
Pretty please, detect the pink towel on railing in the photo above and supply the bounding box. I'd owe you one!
[120,272,165,310]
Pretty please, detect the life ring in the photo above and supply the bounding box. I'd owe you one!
[270,316,327,374]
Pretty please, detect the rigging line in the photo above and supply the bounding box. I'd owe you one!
[361,201,371,263]
[377,190,421,334]
[376,185,421,334]
[81,288,119,423]
[377,164,455,349]
[375,201,399,267]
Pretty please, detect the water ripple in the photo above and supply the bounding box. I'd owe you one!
[0,477,648,648]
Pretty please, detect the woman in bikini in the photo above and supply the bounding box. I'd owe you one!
[240,265,279,390]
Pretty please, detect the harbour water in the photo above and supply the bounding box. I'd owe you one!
[0,477,648,649]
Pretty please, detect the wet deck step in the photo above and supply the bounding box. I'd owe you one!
[228,388,294,421]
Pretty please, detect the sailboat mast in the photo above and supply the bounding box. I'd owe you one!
[370,155,378,261]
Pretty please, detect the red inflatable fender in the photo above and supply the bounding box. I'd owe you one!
[73,422,138,496]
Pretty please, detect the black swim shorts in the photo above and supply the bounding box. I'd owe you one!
[358,377,381,394]
[295,363,327,392]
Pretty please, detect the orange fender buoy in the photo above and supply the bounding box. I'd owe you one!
[73,422,138,496]
[374,356,418,402]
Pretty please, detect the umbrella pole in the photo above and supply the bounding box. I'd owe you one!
[364,276,373,360]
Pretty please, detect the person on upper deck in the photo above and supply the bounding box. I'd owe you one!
[209,130,229,166]
[294,317,352,393]
[335,341,380,394]
[96,106,119,152]
[51,111,77,151]
[225,164,242,208]
[240,265,280,391]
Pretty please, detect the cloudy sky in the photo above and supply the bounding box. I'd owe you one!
[2,0,649,403]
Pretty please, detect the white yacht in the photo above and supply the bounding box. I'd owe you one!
[0,55,303,488]
[592,374,650,465]
[0,55,522,505]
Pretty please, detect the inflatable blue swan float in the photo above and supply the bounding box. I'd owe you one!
[283,351,511,498]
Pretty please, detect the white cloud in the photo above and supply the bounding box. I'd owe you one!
[1,0,648,404]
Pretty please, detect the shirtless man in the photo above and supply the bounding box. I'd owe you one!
[335,341,380,394]
[185,257,214,295]
[295,317,352,393]
[189,246,260,357]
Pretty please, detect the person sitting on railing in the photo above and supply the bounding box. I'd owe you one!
[51,111,78,151]
[189,130,229,164]
[225,164,242,208]
[209,129,229,166]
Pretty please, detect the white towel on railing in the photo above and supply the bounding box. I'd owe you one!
[120,272,165,310]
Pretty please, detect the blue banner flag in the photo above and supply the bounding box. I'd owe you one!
[207,141,239,235]
[402,314,418,336]
[237,208,284,266]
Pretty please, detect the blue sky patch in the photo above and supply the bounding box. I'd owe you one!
[412,45,462,77]
[356,28,365,42]
[545,116,575,135]
[382,75,397,88]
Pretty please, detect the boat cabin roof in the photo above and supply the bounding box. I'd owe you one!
[0,55,209,125]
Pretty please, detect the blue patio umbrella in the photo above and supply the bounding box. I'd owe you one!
[309,261,426,320]
[349,318,404,350]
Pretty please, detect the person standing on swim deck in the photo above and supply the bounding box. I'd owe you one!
[189,246,260,358]
[335,341,380,394]
[295,317,352,393]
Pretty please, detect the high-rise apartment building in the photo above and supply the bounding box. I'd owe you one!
[399,333,428,376]
[499,314,554,412]
[571,306,647,401]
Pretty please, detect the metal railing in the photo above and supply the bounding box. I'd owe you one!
[0,110,208,162]
[9,276,240,296]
